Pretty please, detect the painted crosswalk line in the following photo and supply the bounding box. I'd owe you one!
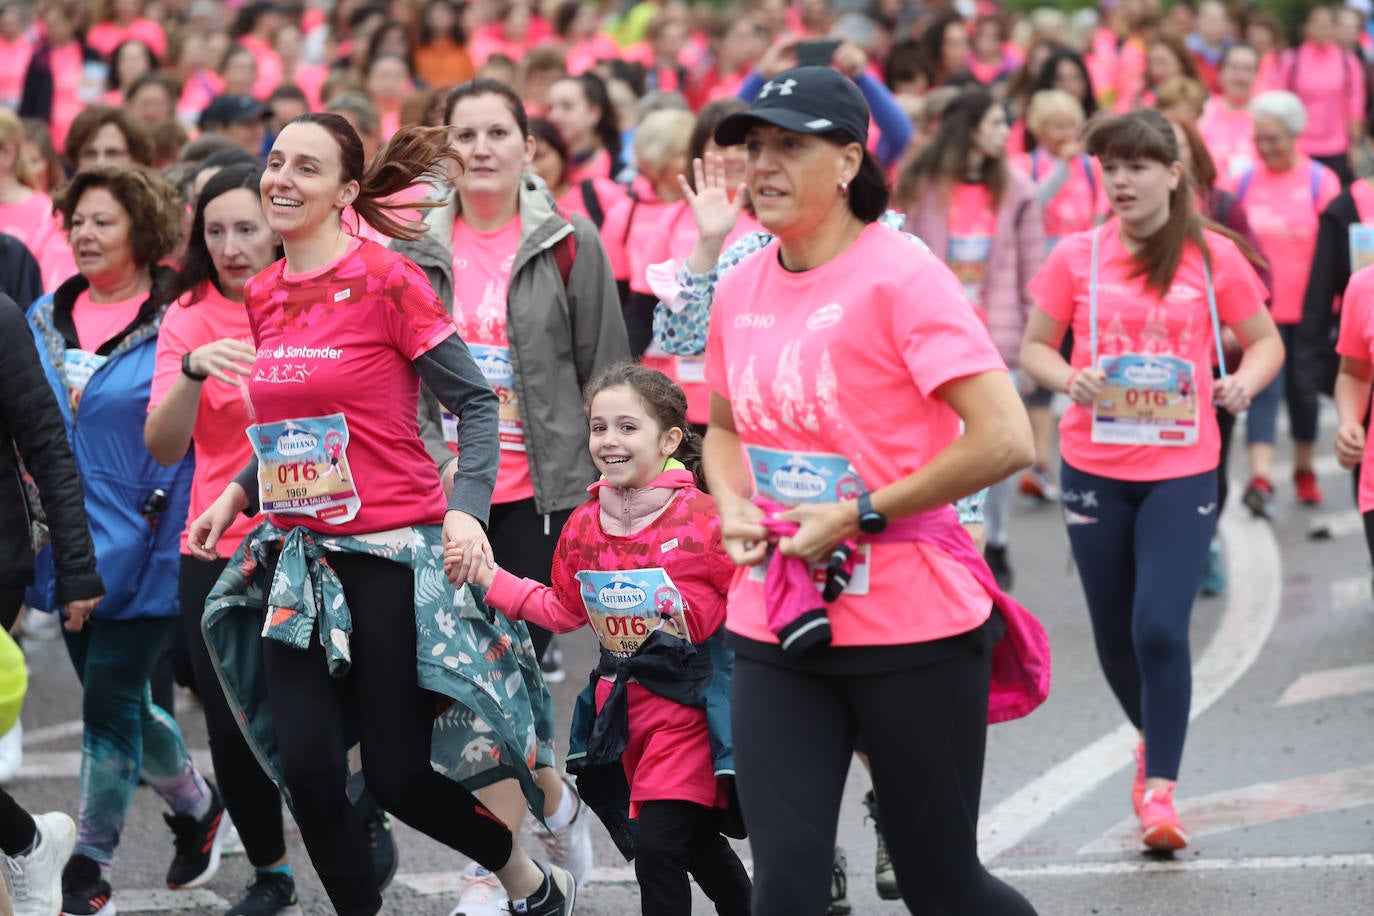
[1278,664,1374,706]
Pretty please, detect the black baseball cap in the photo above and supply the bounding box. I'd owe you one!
[714,67,870,147]
[200,95,268,130]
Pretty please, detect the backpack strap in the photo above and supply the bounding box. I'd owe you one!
[1214,189,1235,225]
[1234,168,1254,204]
[579,179,605,230]
[620,185,641,248]
[1030,148,1042,182]
[1309,159,1323,208]
[1080,154,1096,201]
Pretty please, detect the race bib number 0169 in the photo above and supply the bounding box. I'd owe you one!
[575,568,690,658]
[248,413,361,523]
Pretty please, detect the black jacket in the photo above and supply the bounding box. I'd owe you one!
[1295,189,1362,398]
[0,232,44,309]
[0,293,102,603]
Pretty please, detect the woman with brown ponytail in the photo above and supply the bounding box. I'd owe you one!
[188,114,575,916]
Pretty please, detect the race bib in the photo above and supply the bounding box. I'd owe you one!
[470,344,524,452]
[675,356,707,384]
[576,568,691,658]
[63,349,107,411]
[1350,224,1374,275]
[746,446,866,506]
[1092,354,1199,447]
[948,235,992,312]
[748,544,872,597]
[248,413,361,523]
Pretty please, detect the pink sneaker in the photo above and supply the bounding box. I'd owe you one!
[1131,740,1147,814]
[1139,783,1189,851]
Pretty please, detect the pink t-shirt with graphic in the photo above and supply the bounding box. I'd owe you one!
[1224,158,1340,324]
[1278,43,1366,158]
[1013,151,1104,249]
[704,222,1006,648]
[1197,99,1258,180]
[1029,221,1268,481]
[244,238,456,535]
[1336,265,1374,512]
[150,285,260,556]
[947,182,998,319]
[450,216,533,505]
[72,290,143,351]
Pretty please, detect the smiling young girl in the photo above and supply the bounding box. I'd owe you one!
[1021,109,1282,851]
[445,364,751,916]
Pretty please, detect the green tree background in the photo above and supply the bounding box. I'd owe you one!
[1002,1,1314,42]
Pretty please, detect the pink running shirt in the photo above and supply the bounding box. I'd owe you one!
[1278,43,1366,158]
[1336,265,1374,513]
[1197,99,1257,180]
[72,290,143,352]
[1028,221,1268,481]
[244,238,456,535]
[704,222,1005,648]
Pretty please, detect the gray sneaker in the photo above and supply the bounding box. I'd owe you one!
[826,846,851,915]
[508,862,575,916]
[865,789,900,900]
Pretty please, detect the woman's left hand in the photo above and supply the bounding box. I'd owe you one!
[777,501,860,566]
[1212,375,1252,415]
[442,509,493,587]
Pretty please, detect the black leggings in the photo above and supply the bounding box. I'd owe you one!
[180,555,286,869]
[0,586,36,856]
[262,551,513,916]
[732,650,1037,916]
[487,498,573,660]
[634,800,751,916]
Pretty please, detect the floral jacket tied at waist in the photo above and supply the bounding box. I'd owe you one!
[203,521,556,813]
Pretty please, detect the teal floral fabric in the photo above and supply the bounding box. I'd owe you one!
[204,521,556,810]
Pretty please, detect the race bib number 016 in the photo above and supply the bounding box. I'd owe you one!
[1092,354,1199,447]
[248,413,361,523]
[576,568,690,658]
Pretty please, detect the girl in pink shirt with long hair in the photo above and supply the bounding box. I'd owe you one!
[1022,109,1283,853]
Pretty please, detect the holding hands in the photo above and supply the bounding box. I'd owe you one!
[442,510,495,588]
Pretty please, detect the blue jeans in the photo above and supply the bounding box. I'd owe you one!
[1246,323,1318,447]
[63,616,209,864]
[1060,462,1218,781]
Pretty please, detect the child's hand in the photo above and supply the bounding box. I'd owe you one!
[445,542,496,589]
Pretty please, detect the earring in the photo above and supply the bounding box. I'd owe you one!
[839,180,849,193]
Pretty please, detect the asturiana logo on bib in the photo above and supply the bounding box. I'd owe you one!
[772,458,828,501]
[276,429,320,456]
[598,578,647,610]
[1122,361,1173,387]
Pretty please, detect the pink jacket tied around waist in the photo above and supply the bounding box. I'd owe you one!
[754,497,1051,724]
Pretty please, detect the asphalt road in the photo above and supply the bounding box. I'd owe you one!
[4,422,1372,916]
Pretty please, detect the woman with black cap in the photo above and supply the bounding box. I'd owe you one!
[701,66,1046,915]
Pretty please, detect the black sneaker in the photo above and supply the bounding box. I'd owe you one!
[60,853,114,916]
[509,862,576,915]
[826,846,851,915]
[539,641,566,684]
[362,801,398,892]
[984,544,1014,591]
[164,784,227,889]
[226,871,302,916]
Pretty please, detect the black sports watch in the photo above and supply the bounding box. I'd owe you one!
[856,491,887,535]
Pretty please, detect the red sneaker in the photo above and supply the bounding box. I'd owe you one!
[1139,783,1189,851]
[1131,740,1147,814]
[1241,476,1273,518]
[1294,469,1324,506]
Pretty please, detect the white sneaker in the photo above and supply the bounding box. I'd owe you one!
[0,719,22,784]
[218,817,244,856]
[446,860,508,916]
[3,810,76,916]
[526,778,593,887]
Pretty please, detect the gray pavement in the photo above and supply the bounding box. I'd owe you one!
[4,426,1373,915]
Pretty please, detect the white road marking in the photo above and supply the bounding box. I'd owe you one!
[977,508,1282,861]
[1309,509,1364,541]
[1078,764,1374,854]
[1330,575,1373,610]
[993,853,1374,879]
[396,863,692,894]
[116,888,228,911]
[16,749,216,780]
[20,719,84,746]
[1269,452,1345,484]
[1278,664,1374,706]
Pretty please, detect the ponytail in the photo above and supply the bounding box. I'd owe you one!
[355,125,464,241]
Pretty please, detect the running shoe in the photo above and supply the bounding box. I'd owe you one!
[863,790,899,900]
[509,861,575,915]
[164,784,228,889]
[1018,465,1061,502]
[1294,469,1324,506]
[539,641,566,684]
[59,853,113,916]
[4,810,76,916]
[984,544,1014,591]
[1131,740,1147,814]
[0,719,22,784]
[1242,476,1273,518]
[1139,783,1189,851]
[226,870,302,916]
[1198,538,1226,597]
[526,777,594,886]
[363,803,398,892]
[447,861,508,916]
[826,846,851,915]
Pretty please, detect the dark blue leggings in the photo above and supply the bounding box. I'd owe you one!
[1060,462,1218,781]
